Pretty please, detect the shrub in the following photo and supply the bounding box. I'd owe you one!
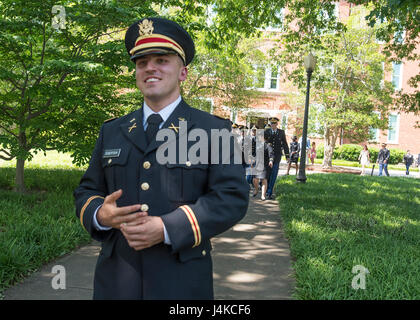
[368,147,379,163]
[335,144,363,161]
[313,144,405,164]
[316,143,324,159]
[389,148,405,165]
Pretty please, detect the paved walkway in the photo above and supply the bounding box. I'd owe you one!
[3,194,295,300]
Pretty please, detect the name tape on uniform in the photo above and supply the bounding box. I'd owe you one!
[103,149,121,158]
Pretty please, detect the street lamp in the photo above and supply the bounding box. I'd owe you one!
[296,53,316,183]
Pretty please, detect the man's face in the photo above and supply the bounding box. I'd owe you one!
[270,122,277,130]
[135,53,187,105]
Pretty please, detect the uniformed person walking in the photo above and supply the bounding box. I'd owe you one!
[74,17,249,300]
[264,117,289,199]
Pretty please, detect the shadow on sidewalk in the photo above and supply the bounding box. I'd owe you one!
[3,195,295,300]
[212,195,295,299]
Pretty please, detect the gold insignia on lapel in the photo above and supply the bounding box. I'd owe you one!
[130,118,136,123]
[168,123,179,133]
[178,117,186,121]
[138,19,154,37]
[128,123,137,133]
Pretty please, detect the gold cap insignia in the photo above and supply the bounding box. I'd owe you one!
[138,19,154,37]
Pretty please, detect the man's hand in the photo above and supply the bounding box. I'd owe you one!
[120,215,165,251]
[97,189,146,229]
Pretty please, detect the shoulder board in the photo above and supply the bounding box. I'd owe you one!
[104,117,117,123]
[213,114,229,121]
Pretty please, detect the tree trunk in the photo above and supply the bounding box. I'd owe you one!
[322,128,339,168]
[323,143,334,167]
[15,130,27,193]
[15,158,26,193]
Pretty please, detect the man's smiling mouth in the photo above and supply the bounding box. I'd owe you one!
[145,77,160,83]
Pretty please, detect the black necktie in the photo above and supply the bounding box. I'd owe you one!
[146,114,163,144]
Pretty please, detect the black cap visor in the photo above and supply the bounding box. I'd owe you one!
[130,48,186,65]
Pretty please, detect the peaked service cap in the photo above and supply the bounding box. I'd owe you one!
[125,17,195,65]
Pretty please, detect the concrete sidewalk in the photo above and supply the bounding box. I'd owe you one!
[3,195,295,300]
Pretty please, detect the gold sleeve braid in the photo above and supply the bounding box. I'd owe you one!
[80,195,104,230]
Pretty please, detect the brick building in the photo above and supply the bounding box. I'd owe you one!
[210,1,420,155]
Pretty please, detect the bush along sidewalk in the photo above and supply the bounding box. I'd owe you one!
[0,167,91,296]
[316,143,406,165]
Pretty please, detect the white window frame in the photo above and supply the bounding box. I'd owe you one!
[368,111,381,142]
[269,65,280,90]
[392,62,403,90]
[253,64,280,91]
[387,113,400,144]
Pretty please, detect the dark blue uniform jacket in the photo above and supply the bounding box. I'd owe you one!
[74,100,249,299]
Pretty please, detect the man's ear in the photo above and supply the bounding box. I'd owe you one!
[179,66,188,82]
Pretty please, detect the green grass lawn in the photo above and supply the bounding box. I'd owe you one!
[276,174,420,299]
[0,152,90,296]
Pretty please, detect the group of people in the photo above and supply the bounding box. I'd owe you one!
[359,143,420,176]
[233,117,289,201]
[286,137,317,175]
[233,118,318,200]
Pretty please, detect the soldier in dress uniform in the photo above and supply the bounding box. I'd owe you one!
[264,117,289,199]
[73,17,249,300]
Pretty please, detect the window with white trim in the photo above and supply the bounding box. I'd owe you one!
[392,62,403,90]
[387,113,399,144]
[368,111,380,142]
[270,66,279,89]
[253,65,280,91]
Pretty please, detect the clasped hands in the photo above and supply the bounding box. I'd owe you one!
[96,189,164,251]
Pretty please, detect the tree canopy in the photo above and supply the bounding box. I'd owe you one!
[0,0,418,191]
[0,0,272,191]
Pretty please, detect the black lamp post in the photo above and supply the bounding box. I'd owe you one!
[296,53,316,183]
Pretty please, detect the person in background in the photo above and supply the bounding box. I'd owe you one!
[286,136,300,175]
[245,126,257,189]
[298,136,311,165]
[252,132,274,200]
[264,117,289,200]
[310,141,317,165]
[358,145,371,175]
[377,143,390,176]
[403,150,414,175]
